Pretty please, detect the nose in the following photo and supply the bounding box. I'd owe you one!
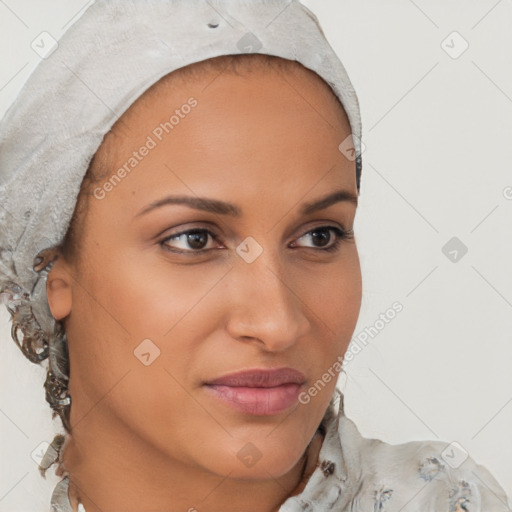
[225,250,311,353]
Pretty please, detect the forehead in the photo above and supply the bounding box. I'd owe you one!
[91,60,356,207]
[113,57,351,142]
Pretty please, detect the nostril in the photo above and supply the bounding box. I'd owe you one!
[207,20,219,28]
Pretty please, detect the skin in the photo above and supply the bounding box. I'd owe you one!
[46,60,362,512]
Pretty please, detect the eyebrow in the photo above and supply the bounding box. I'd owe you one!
[135,189,358,218]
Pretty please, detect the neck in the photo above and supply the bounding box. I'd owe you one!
[62,410,325,512]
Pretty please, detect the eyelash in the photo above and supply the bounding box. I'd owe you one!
[159,225,354,255]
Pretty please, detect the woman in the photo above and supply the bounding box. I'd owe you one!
[0,1,510,511]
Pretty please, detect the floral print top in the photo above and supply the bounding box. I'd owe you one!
[48,392,511,512]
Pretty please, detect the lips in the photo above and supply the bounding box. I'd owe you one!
[204,367,306,388]
[203,367,306,416]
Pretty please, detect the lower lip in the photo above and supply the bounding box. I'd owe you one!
[203,383,302,416]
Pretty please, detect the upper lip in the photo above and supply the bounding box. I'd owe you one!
[204,367,306,388]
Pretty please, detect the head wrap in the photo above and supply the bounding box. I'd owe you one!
[0,0,362,356]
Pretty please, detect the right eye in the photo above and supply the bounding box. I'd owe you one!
[159,228,223,254]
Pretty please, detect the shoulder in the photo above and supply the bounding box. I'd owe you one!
[279,400,511,512]
[371,437,510,511]
[338,414,512,511]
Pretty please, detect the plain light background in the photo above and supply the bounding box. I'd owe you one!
[1,0,511,510]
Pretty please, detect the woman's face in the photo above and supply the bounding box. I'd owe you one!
[48,61,362,482]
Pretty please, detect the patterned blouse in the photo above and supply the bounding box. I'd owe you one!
[47,392,511,512]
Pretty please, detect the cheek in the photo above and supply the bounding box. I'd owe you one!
[94,253,230,342]
[297,249,362,331]
[69,237,232,393]
[298,251,362,385]
[66,243,206,449]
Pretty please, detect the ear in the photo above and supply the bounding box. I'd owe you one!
[46,251,73,321]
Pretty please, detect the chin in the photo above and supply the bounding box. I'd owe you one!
[198,438,304,481]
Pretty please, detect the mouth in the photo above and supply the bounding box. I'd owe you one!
[203,367,306,416]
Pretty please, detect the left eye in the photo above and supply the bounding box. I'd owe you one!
[159,226,352,254]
